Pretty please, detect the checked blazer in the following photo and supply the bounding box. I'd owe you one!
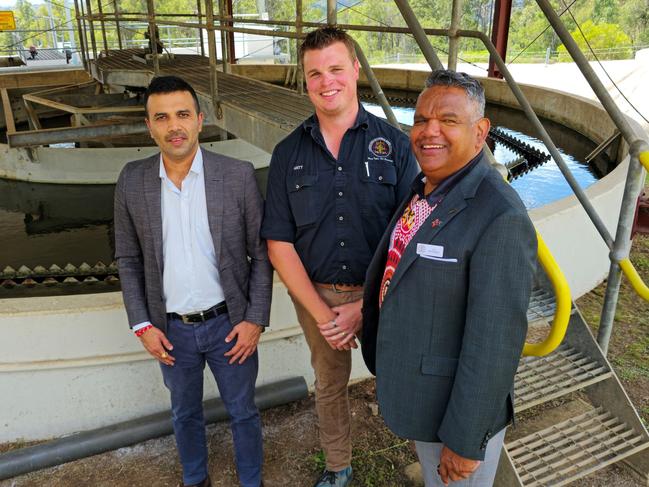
[113,149,273,331]
[361,152,537,461]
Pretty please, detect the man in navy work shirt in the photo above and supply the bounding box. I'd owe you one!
[261,27,417,487]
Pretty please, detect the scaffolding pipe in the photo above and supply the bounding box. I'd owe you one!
[534,0,649,353]
[113,0,122,50]
[353,41,400,129]
[327,0,336,24]
[204,0,222,119]
[393,0,444,71]
[84,0,98,60]
[197,0,205,56]
[296,0,303,94]
[448,0,462,71]
[145,0,160,74]
[73,0,88,70]
[96,0,110,54]
[463,28,615,249]
[218,0,229,73]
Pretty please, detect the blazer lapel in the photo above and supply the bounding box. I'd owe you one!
[203,151,224,262]
[143,156,163,274]
[382,156,492,301]
[384,189,467,295]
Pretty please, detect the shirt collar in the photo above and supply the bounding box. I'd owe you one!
[303,102,369,133]
[412,149,484,205]
[159,148,204,180]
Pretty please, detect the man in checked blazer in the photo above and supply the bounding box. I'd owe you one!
[362,70,537,487]
[114,76,272,487]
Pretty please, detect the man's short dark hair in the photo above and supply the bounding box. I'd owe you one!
[143,75,201,117]
[299,26,356,64]
[424,70,486,117]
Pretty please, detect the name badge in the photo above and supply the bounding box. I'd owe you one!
[416,243,444,258]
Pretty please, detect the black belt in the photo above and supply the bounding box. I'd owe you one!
[168,301,228,324]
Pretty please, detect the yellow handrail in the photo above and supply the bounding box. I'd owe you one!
[522,232,572,357]
[619,258,649,301]
[639,151,649,172]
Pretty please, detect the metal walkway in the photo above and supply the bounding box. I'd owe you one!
[94,50,314,153]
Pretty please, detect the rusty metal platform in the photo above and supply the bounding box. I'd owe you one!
[94,50,314,152]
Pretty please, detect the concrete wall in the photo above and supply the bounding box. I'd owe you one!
[0,280,369,443]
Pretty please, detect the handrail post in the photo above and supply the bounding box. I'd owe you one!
[447,0,462,71]
[393,0,444,71]
[598,148,648,354]
[353,40,400,130]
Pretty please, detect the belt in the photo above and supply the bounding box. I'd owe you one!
[168,301,228,324]
[314,282,364,293]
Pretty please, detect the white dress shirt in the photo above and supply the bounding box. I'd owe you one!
[132,149,225,332]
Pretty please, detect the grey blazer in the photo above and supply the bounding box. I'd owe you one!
[361,154,537,461]
[113,149,273,331]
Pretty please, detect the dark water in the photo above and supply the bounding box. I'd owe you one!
[0,104,613,286]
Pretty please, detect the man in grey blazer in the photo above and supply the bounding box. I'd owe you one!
[362,70,537,486]
[114,76,272,487]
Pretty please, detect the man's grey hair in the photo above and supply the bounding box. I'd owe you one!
[424,70,486,117]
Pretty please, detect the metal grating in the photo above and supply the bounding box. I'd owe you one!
[507,407,649,486]
[527,287,557,324]
[515,346,611,411]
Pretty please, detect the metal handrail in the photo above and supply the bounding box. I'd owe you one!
[523,232,572,357]
[619,258,649,301]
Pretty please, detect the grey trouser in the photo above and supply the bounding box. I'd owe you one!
[415,427,506,487]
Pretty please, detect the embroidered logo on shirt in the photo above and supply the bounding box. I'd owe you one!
[369,137,392,158]
[293,165,304,171]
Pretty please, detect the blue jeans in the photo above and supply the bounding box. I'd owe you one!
[160,313,262,486]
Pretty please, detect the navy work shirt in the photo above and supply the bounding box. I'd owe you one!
[261,105,418,284]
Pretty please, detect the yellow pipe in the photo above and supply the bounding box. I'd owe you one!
[619,258,649,301]
[522,232,572,356]
[639,151,649,172]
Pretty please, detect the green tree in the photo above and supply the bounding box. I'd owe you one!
[557,20,633,60]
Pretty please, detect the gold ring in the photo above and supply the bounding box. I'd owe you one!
[161,352,168,358]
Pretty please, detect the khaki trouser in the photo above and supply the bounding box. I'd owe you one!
[291,285,364,472]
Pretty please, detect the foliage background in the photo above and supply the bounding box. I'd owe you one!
[1,0,648,64]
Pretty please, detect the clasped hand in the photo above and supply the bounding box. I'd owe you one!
[438,445,481,485]
[316,299,362,351]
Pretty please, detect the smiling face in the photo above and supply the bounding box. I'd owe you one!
[411,86,490,188]
[145,90,204,165]
[302,41,359,120]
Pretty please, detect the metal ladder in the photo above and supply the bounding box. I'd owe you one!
[495,288,649,485]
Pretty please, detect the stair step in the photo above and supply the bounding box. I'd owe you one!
[527,288,556,324]
[515,345,612,411]
[507,407,649,486]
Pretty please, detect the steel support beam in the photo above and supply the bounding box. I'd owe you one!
[84,0,98,60]
[146,0,160,74]
[196,0,205,56]
[488,0,512,78]
[96,0,109,54]
[296,0,303,94]
[113,0,122,50]
[448,0,463,71]
[393,0,444,71]
[327,0,336,25]
[7,122,149,148]
[218,0,230,72]
[1,89,16,134]
[204,0,223,119]
[226,0,236,65]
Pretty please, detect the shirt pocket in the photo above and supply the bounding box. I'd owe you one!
[287,173,320,227]
[359,161,397,217]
